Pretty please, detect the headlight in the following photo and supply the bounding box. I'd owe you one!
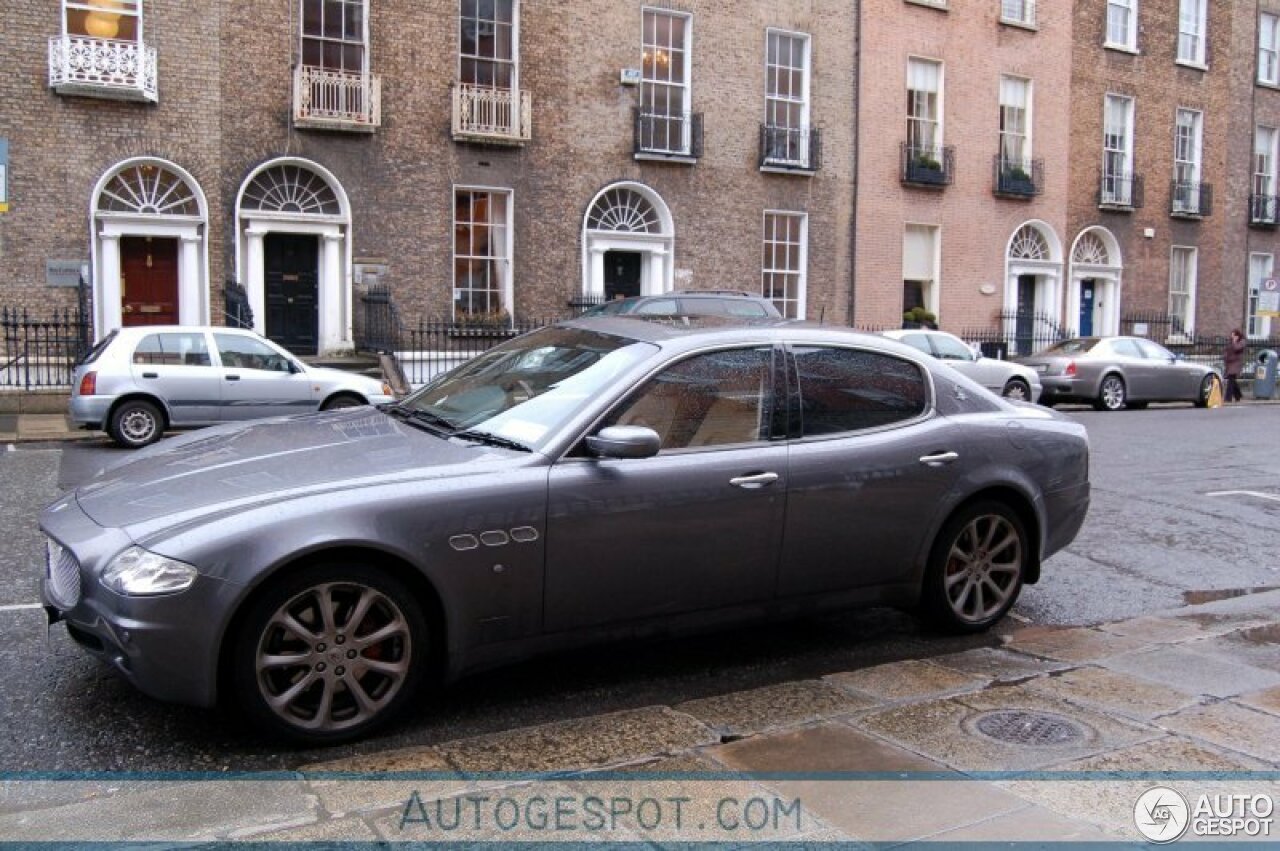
[100,547,198,596]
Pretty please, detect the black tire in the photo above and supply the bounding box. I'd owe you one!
[1001,379,1031,402]
[921,500,1028,634]
[321,394,366,411]
[1092,374,1127,411]
[232,562,428,744]
[1193,374,1216,408]
[108,398,164,448]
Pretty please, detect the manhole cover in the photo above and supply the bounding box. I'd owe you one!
[970,710,1087,746]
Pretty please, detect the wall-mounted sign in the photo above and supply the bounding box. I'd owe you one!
[0,138,9,213]
[46,260,88,288]
[1260,277,1280,318]
[620,68,642,86]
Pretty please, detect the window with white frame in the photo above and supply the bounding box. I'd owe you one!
[1254,125,1278,221]
[641,8,692,154]
[1172,108,1203,213]
[1249,253,1274,337]
[1260,13,1280,85]
[460,0,516,89]
[903,224,939,318]
[906,58,942,157]
[1168,246,1197,336]
[1102,94,1135,205]
[453,189,512,320]
[762,212,807,319]
[999,76,1031,168]
[764,30,811,166]
[1177,0,1207,65]
[63,0,141,41]
[1106,0,1137,51]
[301,0,366,75]
[1001,0,1035,27]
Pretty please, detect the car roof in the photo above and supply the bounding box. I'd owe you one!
[560,315,900,351]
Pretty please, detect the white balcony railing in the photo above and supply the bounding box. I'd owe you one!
[293,66,381,131]
[48,35,157,103]
[452,84,532,144]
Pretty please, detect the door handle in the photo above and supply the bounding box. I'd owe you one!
[729,472,779,489]
[919,451,959,467]
[225,374,241,381]
[141,372,158,379]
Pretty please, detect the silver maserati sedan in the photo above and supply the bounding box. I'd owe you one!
[40,317,1091,743]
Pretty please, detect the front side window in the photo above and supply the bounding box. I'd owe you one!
[793,347,928,436]
[931,333,975,362]
[453,189,512,320]
[1178,0,1207,65]
[906,58,942,157]
[641,8,692,154]
[1168,246,1197,336]
[301,0,366,75]
[1248,253,1274,337]
[64,0,141,41]
[999,75,1031,167]
[214,334,295,372]
[1172,108,1203,213]
[1262,13,1280,84]
[1102,94,1135,204]
[762,211,807,319]
[764,30,811,166]
[1106,0,1137,50]
[606,348,774,451]
[460,0,515,88]
[133,333,211,367]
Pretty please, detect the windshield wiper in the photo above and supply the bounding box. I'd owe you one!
[452,429,532,452]
[386,406,455,435]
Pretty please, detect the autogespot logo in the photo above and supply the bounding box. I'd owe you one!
[1135,787,1191,843]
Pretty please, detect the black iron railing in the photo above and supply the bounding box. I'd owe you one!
[1098,171,1144,209]
[759,125,822,171]
[224,279,254,329]
[1249,194,1280,227]
[1171,180,1213,218]
[634,109,703,159]
[1,307,92,389]
[993,156,1044,198]
[901,143,955,187]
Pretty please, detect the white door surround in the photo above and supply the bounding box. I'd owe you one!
[1067,227,1123,337]
[1002,221,1064,340]
[581,182,675,297]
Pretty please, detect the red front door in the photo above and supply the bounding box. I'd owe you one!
[120,236,179,326]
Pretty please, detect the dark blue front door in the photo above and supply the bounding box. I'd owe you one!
[1079,281,1096,336]
[1015,275,1036,355]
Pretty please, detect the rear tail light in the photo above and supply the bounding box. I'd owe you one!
[78,371,97,396]
[1064,360,1077,377]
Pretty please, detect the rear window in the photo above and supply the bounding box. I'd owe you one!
[1043,338,1101,355]
[793,346,928,435]
[77,330,118,366]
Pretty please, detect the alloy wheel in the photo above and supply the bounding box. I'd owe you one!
[1099,376,1126,411]
[942,513,1023,625]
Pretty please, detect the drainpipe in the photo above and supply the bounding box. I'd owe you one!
[848,0,862,327]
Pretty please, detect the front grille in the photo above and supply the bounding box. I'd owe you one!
[46,537,82,609]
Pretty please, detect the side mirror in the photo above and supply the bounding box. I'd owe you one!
[586,425,661,459]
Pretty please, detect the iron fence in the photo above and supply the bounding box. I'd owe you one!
[224,279,254,329]
[1,307,92,389]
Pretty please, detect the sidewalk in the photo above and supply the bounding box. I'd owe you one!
[2,589,1278,843]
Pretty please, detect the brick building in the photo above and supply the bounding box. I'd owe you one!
[0,0,858,355]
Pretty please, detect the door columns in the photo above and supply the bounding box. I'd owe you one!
[99,234,123,333]
[321,233,343,352]
[179,235,203,326]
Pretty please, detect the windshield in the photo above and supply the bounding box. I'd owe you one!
[398,326,658,451]
[1042,338,1101,355]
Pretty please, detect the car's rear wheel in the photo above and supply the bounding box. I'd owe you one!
[233,563,427,744]
[1001,379,1031,402]
[1194,374,1216,408]
[1093,374,1127,411]
[321,394,365,411]
[108,399,164,449]
[921,501,1027,633]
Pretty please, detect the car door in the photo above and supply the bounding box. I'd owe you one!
[128,331,222,425]
[1107,338,1156,399]
[543,346,787,632]
[212,332,316,421]
[1135,338,1201,399]
[778,344,964,596]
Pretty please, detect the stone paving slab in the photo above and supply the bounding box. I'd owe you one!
[1178,624,1280,674]
[674,680,878,736]
[824,659,991,702]
[1097,614,1217,643]
[928,646,1073,681]
[910,802,1116,843]
[233,814,380,842]
[1001,626,1152,663]
[1099,645,1280,699]
[1236,684,1280,717]
[1051,734,1270,773]
[1154,700,1280,765]
[1018,665,1202,722]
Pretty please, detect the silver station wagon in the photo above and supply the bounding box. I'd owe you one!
[69,325,396,448]
[41,317,1090,743]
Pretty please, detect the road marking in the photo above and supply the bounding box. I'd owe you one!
[1205,490,1280,504]
[0,603,43,612]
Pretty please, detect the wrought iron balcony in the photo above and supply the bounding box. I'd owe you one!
[451,84,531,144]
[294,66,381,131]
[1249,194,1280,228]
[1170,180,1212,218]
[999,0,1037,27]
[993,156,1044,198]
[901,143,955,188]
[1097,171,1144,210]
[634,110,703,160]
[47,35,157,103]
[759,125,822,172]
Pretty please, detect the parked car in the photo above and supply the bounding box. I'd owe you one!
[578,290,782,319]
[1015,336,1219,411]
[41,317,1090,742]
[69,325,396,448]
[882,329,1043,403]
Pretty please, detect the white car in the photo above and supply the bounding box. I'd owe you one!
[69,325,397,448]
[882,329,1043,403]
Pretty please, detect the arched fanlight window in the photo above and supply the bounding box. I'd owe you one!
[586,187,662,233]
[1009,224,1051,261]
[239,164,341,215]
[1072,232,1112,265]
[96,162,199,216]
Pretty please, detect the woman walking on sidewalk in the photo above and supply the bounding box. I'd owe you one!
[1223,328,1246,403]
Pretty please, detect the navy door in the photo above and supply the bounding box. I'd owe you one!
[1079,281,1096,336]
[265,234,319,355]
[1015,275,1036,355]
[604,251,642,300]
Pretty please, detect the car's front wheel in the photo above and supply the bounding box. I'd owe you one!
[108,399,164,448]
[921,501,1028,633]
[1001,379,1031,402]
[1093,374,1127,411]
[233,563,428,744]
